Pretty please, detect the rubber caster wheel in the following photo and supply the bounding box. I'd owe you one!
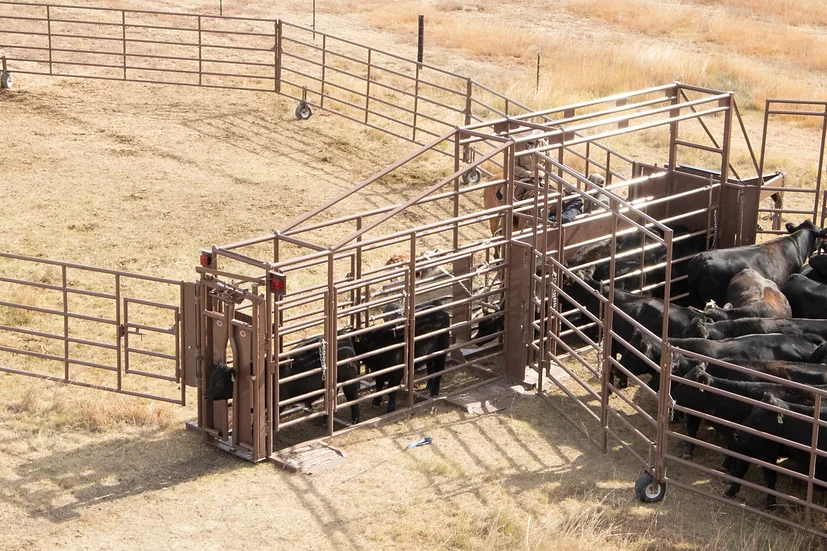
[634,472,666,503]
[1,72,12,89]
[462,167,481,185]
[295,102,313,120]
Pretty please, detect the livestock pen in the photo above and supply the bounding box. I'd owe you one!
[4,0,827,539]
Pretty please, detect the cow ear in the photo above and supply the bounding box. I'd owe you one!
[698,370,712,386]
[786,222,796,233]
[761,391,775,403]
[818,229,827,238]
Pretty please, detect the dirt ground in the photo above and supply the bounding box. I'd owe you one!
[3,0,827,549]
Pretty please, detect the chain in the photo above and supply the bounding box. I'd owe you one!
[319,337,327,381]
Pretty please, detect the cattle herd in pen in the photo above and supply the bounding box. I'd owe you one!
[206,216,827,507]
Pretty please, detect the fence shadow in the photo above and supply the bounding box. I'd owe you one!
[0,428,241,522]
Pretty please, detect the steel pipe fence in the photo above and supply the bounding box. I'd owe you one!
[0,251,190,404]
[756,99,827,236]
[4,4,821,530]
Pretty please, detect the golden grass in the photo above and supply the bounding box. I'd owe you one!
[323,0,827,111]
[6,387,176,432]
[0,286,39,326]
[565,0,827,73]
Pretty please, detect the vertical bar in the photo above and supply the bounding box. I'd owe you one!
[805,393,821,528]
[272,292,281,436]
[584,141,590,179]
[463,78,472,162]
[275,20,282,94]
[253,295,267,460]
[115,273,122,391]
[654,230,674,484]
[535,43,540,92]
[320,35,326,109]
[175,302,182,400]
[453,131,461,250]
[605,150,612,187]
[417,14,424,64]
[121,11,126,80]
[198,16,203,86]
[406,233,417,408]
[600,198,619,453]
[46,6,52,75]
[312,0,316,39]
[667,85,680,170]
[757,100,771,197]
[326,253,336,437]
[412,62,420,142]
[813,104,827,224]
[356,217,364,329]
[265,287,274,457]
[720,94,735,241]
[62,265,69,381]
[123,300,130,375]
[364,49,371,124]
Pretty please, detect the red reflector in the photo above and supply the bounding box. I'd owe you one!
[200,253,211,267]
[269,271,287,293]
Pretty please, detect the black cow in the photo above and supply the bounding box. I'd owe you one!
[203,333,362,425]
[782,273,827,319]
[554,277,709,388]
[688,220,826,308]
[621,328,825,390]
[279,332,361,424]
[354,299,450,413]
[731,394,827,508]
[701,268,792,321]
[809,254,827,282]
[682,316,827,344]
[205,363,235,401]
[673,364,822,464]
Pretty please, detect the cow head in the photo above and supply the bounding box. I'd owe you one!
[618,329,661,381]
[671,362,711,411]
[786,220,827,256]
[205,363,235,401]
[733,392,788,449]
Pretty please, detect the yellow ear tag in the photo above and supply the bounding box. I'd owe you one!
[777,413,783,425]
[354,336,360,343]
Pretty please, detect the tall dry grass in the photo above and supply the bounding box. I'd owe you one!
[6,386,175,432]
[565,0,827,73]
[323,0,827,111]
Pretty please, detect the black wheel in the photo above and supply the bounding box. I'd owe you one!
[462,167,481,185]
[295,102,313,120]
[634,472,666,503]
[1,71,11,89]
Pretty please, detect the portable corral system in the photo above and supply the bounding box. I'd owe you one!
[4,0,827,537]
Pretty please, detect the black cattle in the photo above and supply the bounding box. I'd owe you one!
[279,332,361,424]
[731,394,827,508]
[687,220,826,308]
[782,273,827,319]
[202,333,362,425]
[673,364,821,464]
[354,299,450,413]
[556,277,708,388]
[809,254,827,281]
[621,328,825,390]
[702,268,792,321]
[682,316,827,344]
[205,363,235,401]
[566,225,706,298]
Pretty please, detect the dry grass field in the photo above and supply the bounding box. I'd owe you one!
[3,0,827,549]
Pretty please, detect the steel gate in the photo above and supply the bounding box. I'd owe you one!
[0,251,196,405]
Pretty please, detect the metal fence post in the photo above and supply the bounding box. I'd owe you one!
[275,20,282,94]
[46,6,52,75]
